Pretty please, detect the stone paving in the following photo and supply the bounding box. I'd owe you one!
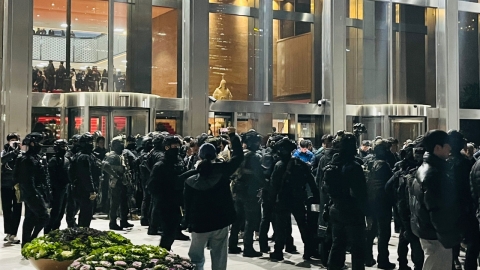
[0,215,464,269]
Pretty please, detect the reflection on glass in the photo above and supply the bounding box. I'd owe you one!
[347,0,363,19]
[209,113,233,136]
[114,2,128,92]
[152,6,179,98]
[346,1,388,105]
[273,0,313,13]
[33,0,67,92]
[210,0,253,7]
[460,120,480,147]
[68,108,86,137]
[392,4,436,106]
[459,12,480,109]
[209,13,250,101]
[273,19,312,102]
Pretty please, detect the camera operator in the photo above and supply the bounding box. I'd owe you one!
[1,133,22,244]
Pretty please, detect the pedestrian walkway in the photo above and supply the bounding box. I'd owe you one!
[0,216,439,269]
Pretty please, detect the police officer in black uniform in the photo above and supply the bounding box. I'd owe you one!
[138,136,153,226]
[145,134,166,235]
[102,136,134,230]
[147,135,186,250]
[70,133,97,228]
[269,138,319,261]
[15,133,50,247]
[93,135,108,213]
[65,134,81,227]
[323,131,367,270]
[44,139,70,233]
[1,133,22,244]
[228,130,264,257]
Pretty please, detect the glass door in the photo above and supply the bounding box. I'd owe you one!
[390,117,425,146]
[90,109,109,141]
[111,110,150,138]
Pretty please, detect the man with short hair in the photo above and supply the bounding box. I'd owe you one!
[293,140,315,164]
[409,130,461,270]
[358,140,371,158]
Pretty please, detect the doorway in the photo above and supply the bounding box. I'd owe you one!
[390,117,425,145]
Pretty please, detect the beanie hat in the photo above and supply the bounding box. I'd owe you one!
[199,143,217,160]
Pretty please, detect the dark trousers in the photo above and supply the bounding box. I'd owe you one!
[160,207,181,251]
[328,216,365,270]
[273,201,315,256]
[307,207,320,254]
[74,196,93,228]
[365,215,392,264]
[229,198,261,251]
[109,184,128,224]
[66,187,79,227]
[463,217,480,270]
[149,196,163,233]
[22,197,49,247]
[259,201,275,250]
[100,178,110,213]
[141,191,152,224]
[320,221,333,267]
[398,228,424,269]
[1,187,22,236]
[44,187,68,233]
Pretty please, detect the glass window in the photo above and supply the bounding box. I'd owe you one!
[460,120,480,146]
[113,2,128,92]
[33,0,67,92]
[273,19,312,102]
[152,6,179,98]
[459,12,480,109]
[273,0,313,13]
[392,4,436,106]
[210,0,253,7]
[346,2,389,104]
[209,13,251,101]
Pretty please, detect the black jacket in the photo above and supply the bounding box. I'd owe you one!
[410,153,461,248]
[184,133,244,233]
[1,144,20,187]
[365,158,393,217]
[70,152,96,196]
[470,158,480,208]
[233,149,265,199]
[14,152,50,202]
[324,153,368,223]
[48,155,70,190]
[449,153,475,230]
[147,154,186,208]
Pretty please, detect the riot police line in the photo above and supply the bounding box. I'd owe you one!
[3,126,480,270]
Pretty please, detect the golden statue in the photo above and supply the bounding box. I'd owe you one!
[213,75,233,100]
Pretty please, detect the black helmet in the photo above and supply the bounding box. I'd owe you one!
[111,135,124,149]
[79,132,94,145]
[126,135,136,143]
[23,132,44,146]
[6,132,20,141]
[70,134,82,145]
[152,134,165,147]
[196,133,209,147]
[332,130,357,157]
[163,135,182,148]
[267,134,285,148]
[53,139,68,152]
[142,136,153,147]
[272,137,297,155]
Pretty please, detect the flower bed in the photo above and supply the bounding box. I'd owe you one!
[69,245,195,270]
[22,228,132,261]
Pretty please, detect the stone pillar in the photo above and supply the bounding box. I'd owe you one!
[182,0,210,136]
[436,0,459,131]
[1,0,33,143]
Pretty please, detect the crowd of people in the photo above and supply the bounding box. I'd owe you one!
[2,126,480,270]
[33,60,125,93]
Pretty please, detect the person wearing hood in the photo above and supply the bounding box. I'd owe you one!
[14,133,50,247]
[1,133,22,244]
[184,127,244,270]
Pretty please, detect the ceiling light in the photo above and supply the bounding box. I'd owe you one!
[61,23,68,27]
[114,28,124,32]
[37,14,40,17]
[121,60,127,63]
[51,3,55,6]
[157,32,166,36]
[75,18,78,21]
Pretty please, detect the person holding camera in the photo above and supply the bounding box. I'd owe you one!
[1,133,22,244]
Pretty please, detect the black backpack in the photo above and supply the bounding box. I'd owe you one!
[323,162,348,201]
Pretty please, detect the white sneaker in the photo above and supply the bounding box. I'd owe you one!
[254,232,260,241]
[3,234,10,241]
[238,232,244,240]
[8,235,20,244]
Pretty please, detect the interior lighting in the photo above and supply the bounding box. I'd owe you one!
[114,28,124,32]
[121,60,127,63]
[52,3,55,6]
[37,14,40,17]
[157,32,166,36]
[61,23,68,27]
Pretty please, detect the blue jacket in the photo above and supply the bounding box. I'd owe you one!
[293,149,314,164]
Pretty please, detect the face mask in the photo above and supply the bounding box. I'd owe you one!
[29,144,42,154]
[166,148,179,158]
[9,141,18,148]
[57,149,67,157]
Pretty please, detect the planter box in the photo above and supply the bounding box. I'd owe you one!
[29,258,74,270]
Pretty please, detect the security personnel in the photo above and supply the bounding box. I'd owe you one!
[1,133,22,244]
[65,134,81,227]
[44,139,70,233]
[147,135,186,250]
[70,133,97,228]
[138,136,154,226]
[229,130,264,257]
[269,138,319,261]
[145,134,166,235]
[14,132,50,247]
[93,136,109,213]
[102,136,134,230]
[323,131,367,270]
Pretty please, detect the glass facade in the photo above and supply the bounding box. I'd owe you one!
[459,12,480,109]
